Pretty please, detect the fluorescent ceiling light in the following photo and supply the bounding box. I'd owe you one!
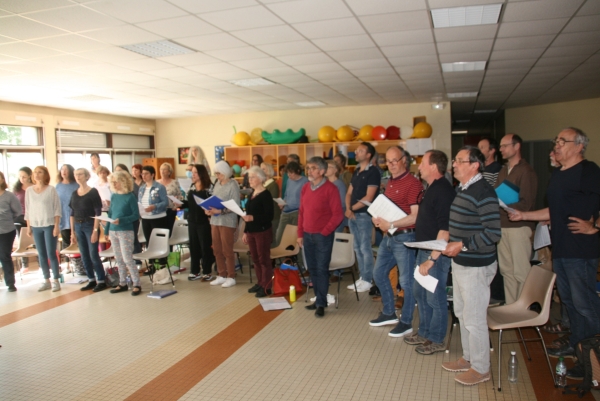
[452,130,468,134]
[296,101,326,107]
[474,109,497,113]
[447,92,478,98]
[431,4,502,28]
[67,95,112,102]
[442,61,486,72]
[229,78,275,87]
[121,40,194,58]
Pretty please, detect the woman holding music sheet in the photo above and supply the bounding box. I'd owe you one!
[138,165,169,266]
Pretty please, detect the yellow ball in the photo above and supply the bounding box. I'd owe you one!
[411,122,432,138]
[232,131,250,146]
[337,125,354,142]
[250,128,263,145]
[318,126,336,142]
[358,125,373,141]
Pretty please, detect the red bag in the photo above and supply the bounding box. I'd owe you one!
[272,266,303,296]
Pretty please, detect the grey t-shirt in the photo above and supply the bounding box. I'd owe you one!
[0,191,22,234]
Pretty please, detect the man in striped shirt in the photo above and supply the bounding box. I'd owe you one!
[442,146,501,386]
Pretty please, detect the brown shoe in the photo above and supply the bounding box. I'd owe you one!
[454,368,490,386]
[416,340,445,355]
[442,357,471,372]
[395,296,404,309]
[372,295,382,301]
[404,332,427,345]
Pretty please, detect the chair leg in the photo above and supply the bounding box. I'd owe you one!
[350,268,359,301]
[498,329,503,392]
[535,326,556,385]
[336,272,341,309]
[518,328,532,361]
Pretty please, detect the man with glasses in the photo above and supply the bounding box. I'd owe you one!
[345,142,381,293]
[509,128,600,366]
[368,146,421,338]
[442,146,501,386]
[494,134,538,305]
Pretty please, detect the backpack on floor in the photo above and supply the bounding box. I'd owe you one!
[564,335,600,398]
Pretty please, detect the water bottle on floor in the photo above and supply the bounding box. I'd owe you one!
[555,357,567,387]
[508,351,518,383]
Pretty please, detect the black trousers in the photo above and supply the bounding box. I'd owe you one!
[0,230,17,287]
[188,222,214,275]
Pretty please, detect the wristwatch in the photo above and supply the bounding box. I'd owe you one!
[428,255,438,262]
[594,221,600,230]
[390,222,395,230]
[461,240,468,252]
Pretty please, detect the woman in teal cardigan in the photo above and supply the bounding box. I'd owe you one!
[105,171,141,296]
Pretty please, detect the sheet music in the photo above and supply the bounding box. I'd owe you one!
[367,195,408,234]
[414,265,438,293]
[221,199,246,217]
[533,223,551,250]
[138,203,150,217]
[259,297,292,311]
[193,195,205,205]
[167,195,183,206]
[92,215,115,223]
[404,240,448,251]
[498,199,515,214]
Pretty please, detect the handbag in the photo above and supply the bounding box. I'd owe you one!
[152,267,177,285]
[272,264,303,296]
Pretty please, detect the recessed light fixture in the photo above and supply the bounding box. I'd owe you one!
[296,101,326,107]
[452,130,468,134]
[67,95,112,102]
[431,103,446,110]
[229,78,276,87]
[474,109,497,114]
[442,61,486,72]
[431,4,502,28]
[447,92,478,98]
[121,40,195,58]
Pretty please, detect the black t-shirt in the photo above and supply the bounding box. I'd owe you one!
[483,161,502,186]
[416,177,456,241]
[69,188,102,220]
[185,187,211,225]
[244,189,274,233]
[547,160,600,259]
[350,165,381,214]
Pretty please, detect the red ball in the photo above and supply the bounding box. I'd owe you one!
[386,125,400,139]
[372,125,387,140]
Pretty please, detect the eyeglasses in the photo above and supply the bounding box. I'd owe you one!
[452,159,472,164]
[305,166,320,171]
[499,143,515,149]
[553,137,575,147]
[386,155,405,165]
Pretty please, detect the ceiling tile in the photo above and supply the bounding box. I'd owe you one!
[534,55,588,67]
[292,18,365,39]
[81,25,162,46]
[563,15,600,33]
[497,18,568,38]
[205,46,269,61]
[158,52,220,67]
[437,39,493,54]
[230,25,303,45]
[0,16,66,40]
[26,5,123,32]
[87,0,187,24]
[230,57,286,70]
[490,48,545,60]
[149,0,259,14]
[0,41,62,59]
[372,29,433,47]
[198,5,283,31]
[553,31,600,47]
[136,16,221,39]
[187,62,245,74]
[576,0,600,16]
[494,35,555,51]
[178,33,246,51]
[438,52,491,63]
[487,59,536,69]
[544,44,600,57]
[434,25,498,42]
[503,0,583,22]
[328,48,385,62]
[345,0,426,16]
[389,54,438,66]
[0,0,72,13]
[381,43,436,58]
[360,10,430,33]
[352,67,396,78]
[294,63,343,74]
[395,64,440,74]
[29,34,108,53]
[266,0,352,24]
[428,0,502,7]
[277,52,332,65]
[77,46,146,62]
[258,40,320,57]
[340,59,391,70]
[144,67,199,79]
[312,34,375,52]
[250,66,300,77]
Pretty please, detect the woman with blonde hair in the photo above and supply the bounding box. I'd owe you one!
[157,162,182,232]
[25,166,62,292]
[188,146,211,176]
[105,171,142,295]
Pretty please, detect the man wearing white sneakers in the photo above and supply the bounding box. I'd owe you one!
[345,142,380,293]
[368,146,421,337]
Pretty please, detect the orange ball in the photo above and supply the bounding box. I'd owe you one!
[372,125,387,141]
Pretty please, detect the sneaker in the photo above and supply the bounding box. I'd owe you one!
[200,275,214,282]
[93,283,107,292]
[548,344,575,359]
[368,285,380,296]
[566,364,584,380]
[255,287,269,298]
[221,278,236,288]
[404,332,427,345]
[353,279,372,293]
[38,281,52,292]
[8,285,17,292]
[347,278,362,290]
[248,284,261,293]
[188,273,201,281]
[80,281,97,291]
[309,294,335,305]
[369,312,399,327]
[416,340,445,355]
[388,321,413,338]
[442,357,471,372]
[51,280,61,292]
[210,276,226,286]
[454,368,490,386]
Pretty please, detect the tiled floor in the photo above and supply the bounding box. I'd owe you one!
[0,260,597,401]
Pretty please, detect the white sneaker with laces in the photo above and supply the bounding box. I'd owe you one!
[347,278,362,290]
[221,278,236,288]
[51,280,61,292]
[38,281,51,292]
[210,276,226,286]
[309,294,335,305]
[353,279,372,293]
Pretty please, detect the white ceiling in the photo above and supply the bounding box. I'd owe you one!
[0,0,598,131]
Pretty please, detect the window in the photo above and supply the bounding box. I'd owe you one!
[0,125,44,188]
[0,125,40,146]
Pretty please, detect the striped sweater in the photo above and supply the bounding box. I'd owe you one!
[449,178,501,267]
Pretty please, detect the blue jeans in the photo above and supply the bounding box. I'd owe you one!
[303,232,334,308]
[31,226,60,280]
[348,213,375,283]
[553,258,600,347]
[373,232,416,320]
[414,250,451,344]
[74,221,105,283]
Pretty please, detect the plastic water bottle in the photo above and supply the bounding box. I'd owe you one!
[289,285,296,303]
[126,276,132,290]
[508,351,518,383]
[556,357,567,387]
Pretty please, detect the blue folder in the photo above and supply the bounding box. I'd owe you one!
[495,180,520,205]
[198,195,225,211]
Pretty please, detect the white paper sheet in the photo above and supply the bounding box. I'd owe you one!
[96,184,111,202]
[367,195,407,234]
[359,199,372,206]
[274,198,286,206]
[533,222,551,250]
[221,199,246,217]
[167,195,183,206]
[138,202,150,217]
[498,199,516,213]
[178,178,192,191]
[414,265,439,293]
[258,297,292,311]
[404,239,448,251]
[193,195,205,205]
[92,215,115,223]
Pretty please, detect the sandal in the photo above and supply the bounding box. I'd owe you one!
[543,322,570,334]
[110,285,129,294]
[551,335,570,348]
[131,286,142,296]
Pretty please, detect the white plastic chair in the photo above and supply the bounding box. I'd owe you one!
[328,232,359,308]
[60,242,81,276]
[133,228,173,291]
[137,222,146,247]
[169,219,189,249]
[11,227,38,279]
